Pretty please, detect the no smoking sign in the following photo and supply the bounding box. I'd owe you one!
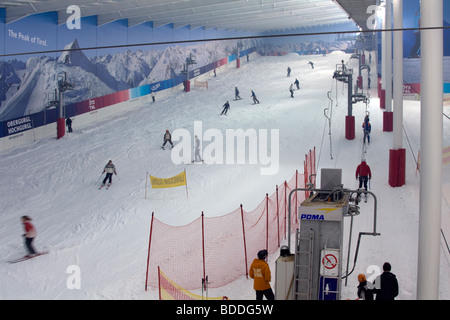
[320,249,340,276]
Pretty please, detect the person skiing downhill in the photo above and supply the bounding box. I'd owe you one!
[289,84,294,98]
[235,87,241,100]
[251,90,260,104]
[21,216,37,256]
[162,129,174,149]
[294,78,300,90]
[221,101,230,115]
[102,160,117,186]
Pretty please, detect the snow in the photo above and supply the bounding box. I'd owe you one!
[0,51,449,300]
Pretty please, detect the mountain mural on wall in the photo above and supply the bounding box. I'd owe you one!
[0,37,341,121]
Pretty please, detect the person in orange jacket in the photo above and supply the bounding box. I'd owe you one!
[249,249,274,300]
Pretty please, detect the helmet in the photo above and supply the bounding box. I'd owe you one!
[257,249,268,260]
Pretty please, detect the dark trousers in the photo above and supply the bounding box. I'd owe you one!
[163,139,173,147]
[103,173,113,184]
[255,288,274,300]
[25,237,36,255]
[359,176,369,191]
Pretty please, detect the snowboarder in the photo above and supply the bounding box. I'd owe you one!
[355,159,372,193]
[66,117,73,132]
[21,216,37,256]
[362,115,371,144]
[235,87,241,100]
[357,273,374,300]
[251,90,260,104]
[287,66,291,77]
[294,78,300,90]
[373,262,399,300]
[249,249,274,300]
[221,101,230,115]
[102,160,117,186]
[289,84,294,98]
[194,135,202,163]
[162,129,174,149]
[308,61,314,69]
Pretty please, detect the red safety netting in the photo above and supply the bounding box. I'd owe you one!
[145,148,316,290]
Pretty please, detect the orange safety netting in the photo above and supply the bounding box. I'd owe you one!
[145,148,316,291]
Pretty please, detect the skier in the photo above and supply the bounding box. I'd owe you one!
[162,129,174,149]
[294,78,300,90]
[362,115,371,144]
[194,135,202,163]
[249,249,274,300]
[355,159,372,195]
[287,66,291,77]
[308,61,314,69]
[151,90,156,102]
[66,117,73,132]
[21,216,37,256]
[102,160,117,186]
[221,101,230,115]
[289,84,294,98]
[357,274,374,300]
[251,90,260,104]
[235,87,241,100]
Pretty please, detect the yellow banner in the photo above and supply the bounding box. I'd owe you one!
[150,171,186,189]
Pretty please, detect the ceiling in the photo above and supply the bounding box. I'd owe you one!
[0,0,376,33]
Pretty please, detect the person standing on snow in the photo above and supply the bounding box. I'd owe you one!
[287,66,291,77]
[294,78,300,90]
[66,117,73,132]
[221,101,230,115]
[373,262,399,300]
[162,129,174,149]
[194,135,202,163]
[249,249,274,300]
[355,159,372,192]
[289,84,294,98]
[21,216,37,256]
[357,273,374,300]
[102,160,117,186]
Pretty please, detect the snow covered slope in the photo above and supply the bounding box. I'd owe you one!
[0,51,449,300]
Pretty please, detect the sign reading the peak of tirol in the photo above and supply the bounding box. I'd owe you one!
[7,28,48,47]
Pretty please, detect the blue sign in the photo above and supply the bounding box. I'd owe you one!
[318,277,339,300]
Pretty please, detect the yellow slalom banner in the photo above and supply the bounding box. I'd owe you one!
[145,170,188,199]
[150,171,186,189]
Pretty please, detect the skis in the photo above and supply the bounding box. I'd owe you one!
[8,251,49,264]
[99,183,112,190]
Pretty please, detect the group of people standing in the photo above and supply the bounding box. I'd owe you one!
[286,66,303,98]
[248,248,399,300]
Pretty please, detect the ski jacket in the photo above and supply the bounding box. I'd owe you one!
[373,272,399,300]
[356,161,371,179]
[104,163,116,174]
[23,221,37,238]
[164,132,171,140]
[357,281,374,300]
[362,121,371,133]
[249,258,272,291]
